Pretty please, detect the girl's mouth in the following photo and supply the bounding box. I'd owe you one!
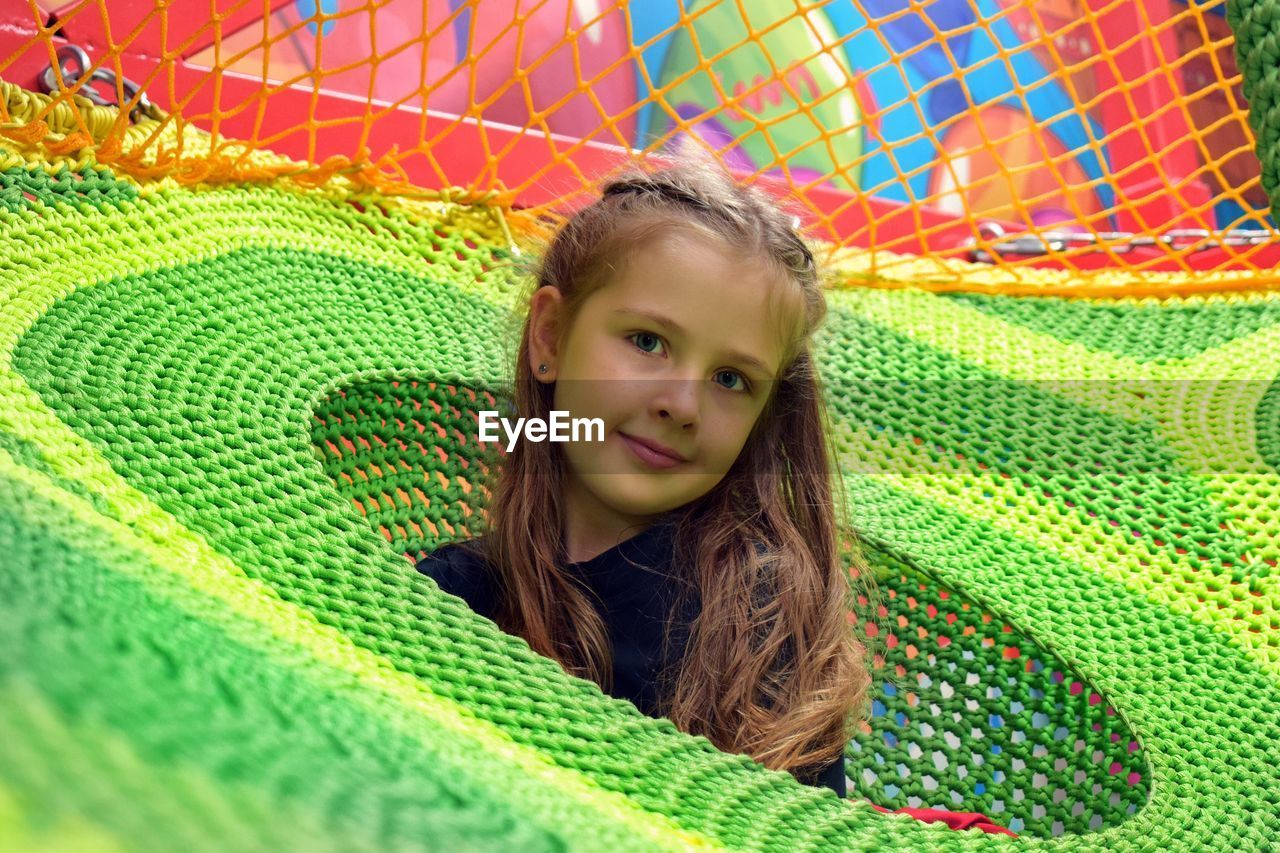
[619,432,687,469]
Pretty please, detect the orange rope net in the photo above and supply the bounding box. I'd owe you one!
[1,0,1276,291]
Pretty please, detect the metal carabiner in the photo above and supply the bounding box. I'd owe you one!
[39,44,159,123]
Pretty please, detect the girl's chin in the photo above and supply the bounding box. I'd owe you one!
[595,474,712,517]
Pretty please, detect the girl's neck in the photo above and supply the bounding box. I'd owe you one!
[561,475,657,564]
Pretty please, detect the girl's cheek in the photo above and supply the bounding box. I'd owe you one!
[709,392,757,423]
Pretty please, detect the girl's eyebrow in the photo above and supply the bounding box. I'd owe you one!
[612,308,775,377]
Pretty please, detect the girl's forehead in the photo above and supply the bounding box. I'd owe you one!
[593,231,805,375]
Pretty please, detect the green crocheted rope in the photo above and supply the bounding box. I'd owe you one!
[1229,0,1280,216]
[4,121,1280,848]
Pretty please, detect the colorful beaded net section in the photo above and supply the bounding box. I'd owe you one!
[2,1,1280,850]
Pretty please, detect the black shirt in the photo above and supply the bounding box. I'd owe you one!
[414,521,849,798]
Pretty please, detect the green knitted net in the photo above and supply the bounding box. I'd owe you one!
[4,1,1280,842]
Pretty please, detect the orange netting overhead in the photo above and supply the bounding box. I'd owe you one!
[1,0,1277,289]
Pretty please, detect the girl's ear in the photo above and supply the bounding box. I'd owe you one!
[527,286,565,383]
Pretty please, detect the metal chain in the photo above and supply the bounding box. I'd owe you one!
[967,220,1277,263]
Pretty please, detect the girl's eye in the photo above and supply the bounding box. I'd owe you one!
[629,332,664,354]
[714,370,749,393]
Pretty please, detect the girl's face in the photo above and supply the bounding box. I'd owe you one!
[529,229,799,545]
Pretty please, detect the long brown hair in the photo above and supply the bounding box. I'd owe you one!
[481,156,874,778]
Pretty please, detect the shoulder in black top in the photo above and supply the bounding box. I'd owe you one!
[415,523,849,798]
[415,539,501,620]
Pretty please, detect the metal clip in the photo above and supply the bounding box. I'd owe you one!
[39,44,160,123]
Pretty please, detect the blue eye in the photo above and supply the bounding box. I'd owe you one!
[629,332,664,354]
[714,370,749,393]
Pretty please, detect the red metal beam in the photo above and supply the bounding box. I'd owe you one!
[3,3,1274,271]
[179,62,1009,256]
[46,0,295,61]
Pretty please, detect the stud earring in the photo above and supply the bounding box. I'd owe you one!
[538,363,549,374]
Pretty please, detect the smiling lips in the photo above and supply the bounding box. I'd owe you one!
[619,432,688,469]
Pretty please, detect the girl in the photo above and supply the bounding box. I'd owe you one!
[418,159,1013,835]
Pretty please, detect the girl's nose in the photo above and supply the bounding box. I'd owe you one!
[652,380,699,429]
